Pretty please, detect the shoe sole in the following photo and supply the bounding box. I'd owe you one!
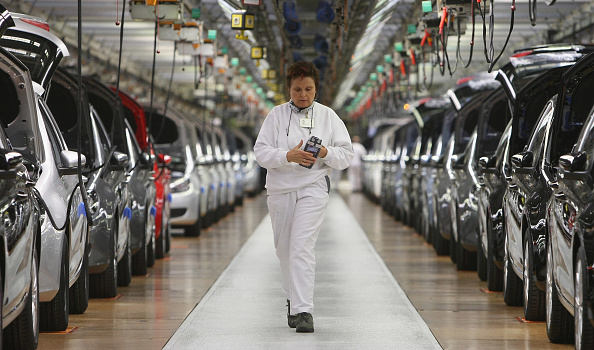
[296,326,314,333]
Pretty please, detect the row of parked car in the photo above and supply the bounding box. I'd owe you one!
[362,43,594,348]
[0,7,262,350]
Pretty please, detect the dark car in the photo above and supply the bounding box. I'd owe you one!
[450,87,510,272]
[82,76,136,297]
[434,73,499,260]
[448,87,499,269]
[475,45,594,296]
[545,52,594,344]
[502,64,585,322]
[393,121,419,223]
[547,100,594,348]
[430,107,457,255]
[116,89,167,266]
[477,120,511,291]
[406,97,451,238]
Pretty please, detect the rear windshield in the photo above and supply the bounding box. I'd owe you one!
[0,31,60,85]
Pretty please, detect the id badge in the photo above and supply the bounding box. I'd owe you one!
[299,117,314,128]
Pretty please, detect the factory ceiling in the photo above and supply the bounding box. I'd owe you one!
[6,0,594,117]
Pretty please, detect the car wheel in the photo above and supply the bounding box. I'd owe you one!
[146,228,156,268]
[523,238,545,320]
[40,238,69,331]
[69,241,89,314]
[165,216,171,253]
[117,236,132,287]
[456,226,477,271]
[477,236,487,281]
[450,225,458,264]
[90,224,117,298]
[4,242,39,349]
[155,210,166,259]
[433,213,449,256]
[575,246,594,350]
[545,237,573,343]
[486,221,503,291]
[503,233,522,306]
[132,208,150,275]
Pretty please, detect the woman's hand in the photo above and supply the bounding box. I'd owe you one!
[286,140,317,166]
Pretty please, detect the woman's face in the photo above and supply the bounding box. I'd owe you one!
[289,76,316,109]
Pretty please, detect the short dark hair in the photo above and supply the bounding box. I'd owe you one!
[286,61,319,92]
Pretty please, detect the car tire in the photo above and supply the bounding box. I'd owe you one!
[40,238,69,331]
[117,237,132,287]
[132,208,151,276]
[90,224,117,298]
[477,237,487,281]
[546,237,574,343]
[146,229,156,268]
[523,239,545,320]
[164,217,171,253]
[503,233,522,306]
[575,246,594,350]
[4,242,39,349]
[155,227,166,259]
[184,218,201,237]
[486,223,503,291]
[456,227,477,271]
[449,230,458,264]
[69,242,89,314]
[433,214,449,256]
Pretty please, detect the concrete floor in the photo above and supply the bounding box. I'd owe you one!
[164,194,441,350]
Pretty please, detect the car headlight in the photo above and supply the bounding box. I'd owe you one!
[170,177,191,193]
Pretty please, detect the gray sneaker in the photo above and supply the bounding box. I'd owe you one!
[287,300,299,328]
[295,312,314,333]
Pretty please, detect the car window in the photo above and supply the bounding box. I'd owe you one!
[149,112,178,144]
[526,101,554,159]
[124,125,140,168]
[39,100,67,163]
[548,73,594,165]
[0,69,19,128]
[454,107,480,154]
[89,111,106,165]
[92,109,112,161]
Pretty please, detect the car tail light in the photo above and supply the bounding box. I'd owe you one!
[456,76,474,85]
[19,18,50,31]
[511,50,533,58]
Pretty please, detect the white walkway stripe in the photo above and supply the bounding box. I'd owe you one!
[164,194,442,350]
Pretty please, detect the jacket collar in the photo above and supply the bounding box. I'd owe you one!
[288,100,315,114]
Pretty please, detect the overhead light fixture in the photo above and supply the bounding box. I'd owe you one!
[130,1,181,21]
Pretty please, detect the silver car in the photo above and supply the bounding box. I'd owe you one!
[0,13,91,332]
[0,12,41,346]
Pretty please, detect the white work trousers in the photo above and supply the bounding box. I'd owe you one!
[348,164,362,191]
[267,176,330,315]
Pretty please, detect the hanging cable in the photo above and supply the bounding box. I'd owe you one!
[152,42,177,146]
[457,0,476,68]
[529,0,537,26]
[147,20,159,148]
[481,0,516,72]
[77,0,92,226]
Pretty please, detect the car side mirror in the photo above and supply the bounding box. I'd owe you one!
[110,151,129,169]
[479,155,496,169]
[59,150,86,176]
[158,153,171,166]
[559,151,587,172]
[0,150,23,179]
[511,151,533,168]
